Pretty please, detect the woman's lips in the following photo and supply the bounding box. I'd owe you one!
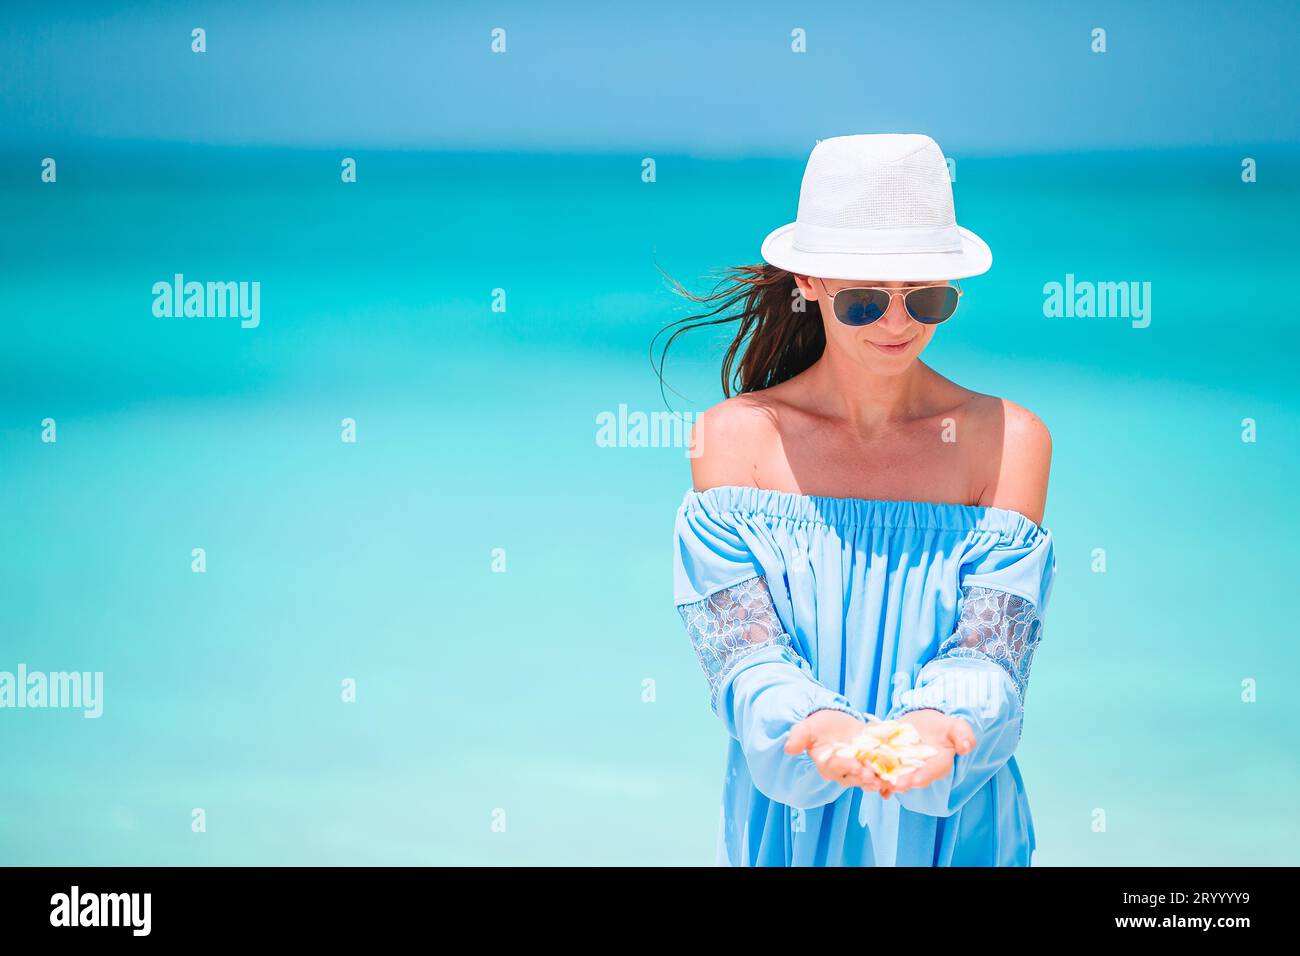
[868,336,916,355]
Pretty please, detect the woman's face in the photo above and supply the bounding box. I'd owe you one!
[793,275,941,375]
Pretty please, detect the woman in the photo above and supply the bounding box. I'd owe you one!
[664,134,1056,866]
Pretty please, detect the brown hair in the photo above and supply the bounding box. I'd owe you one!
[652,264,824,399]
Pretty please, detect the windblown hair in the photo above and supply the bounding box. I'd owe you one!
[652,264,824,398]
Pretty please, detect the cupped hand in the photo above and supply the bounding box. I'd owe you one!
[877,709,976,799]
[784,709,885,793]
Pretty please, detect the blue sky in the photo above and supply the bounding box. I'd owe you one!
[2,0,1297,155]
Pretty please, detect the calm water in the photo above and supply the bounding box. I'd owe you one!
[1,146,1297,864]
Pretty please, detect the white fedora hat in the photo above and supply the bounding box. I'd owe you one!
[760,133,991,281]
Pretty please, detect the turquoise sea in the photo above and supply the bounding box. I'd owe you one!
[2,145,1298,864]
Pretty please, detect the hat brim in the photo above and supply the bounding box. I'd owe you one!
[759,223,992,281]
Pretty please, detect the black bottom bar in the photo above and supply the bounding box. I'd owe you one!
[0,866,1284,941]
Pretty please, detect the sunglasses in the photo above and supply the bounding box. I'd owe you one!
[816,279,963,327]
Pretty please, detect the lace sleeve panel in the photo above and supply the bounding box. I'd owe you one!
[936,585,1044,706]
[677,575,794,711]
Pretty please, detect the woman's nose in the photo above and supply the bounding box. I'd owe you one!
[879,292,914,327]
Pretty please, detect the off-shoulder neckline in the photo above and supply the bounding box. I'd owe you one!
[681,484,1048,537]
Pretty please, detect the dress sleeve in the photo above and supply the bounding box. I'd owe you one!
[886,520,1057,818]
[674,499,867,811]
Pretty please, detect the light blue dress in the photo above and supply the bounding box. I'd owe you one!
[673,485,1057,866]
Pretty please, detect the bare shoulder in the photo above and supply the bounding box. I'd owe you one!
[689,392,783,491]
[964,394,1053,524]
[988,396,1052,459]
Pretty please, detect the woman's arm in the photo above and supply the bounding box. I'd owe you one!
[881,401,1055,811]
[676,575,880,808]
[675,403,882,810]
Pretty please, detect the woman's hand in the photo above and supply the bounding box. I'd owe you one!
[877,709,976,799]
[784,709,885,793]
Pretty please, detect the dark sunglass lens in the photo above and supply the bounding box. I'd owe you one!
[904,286,959,324]
[834,289,890,326]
